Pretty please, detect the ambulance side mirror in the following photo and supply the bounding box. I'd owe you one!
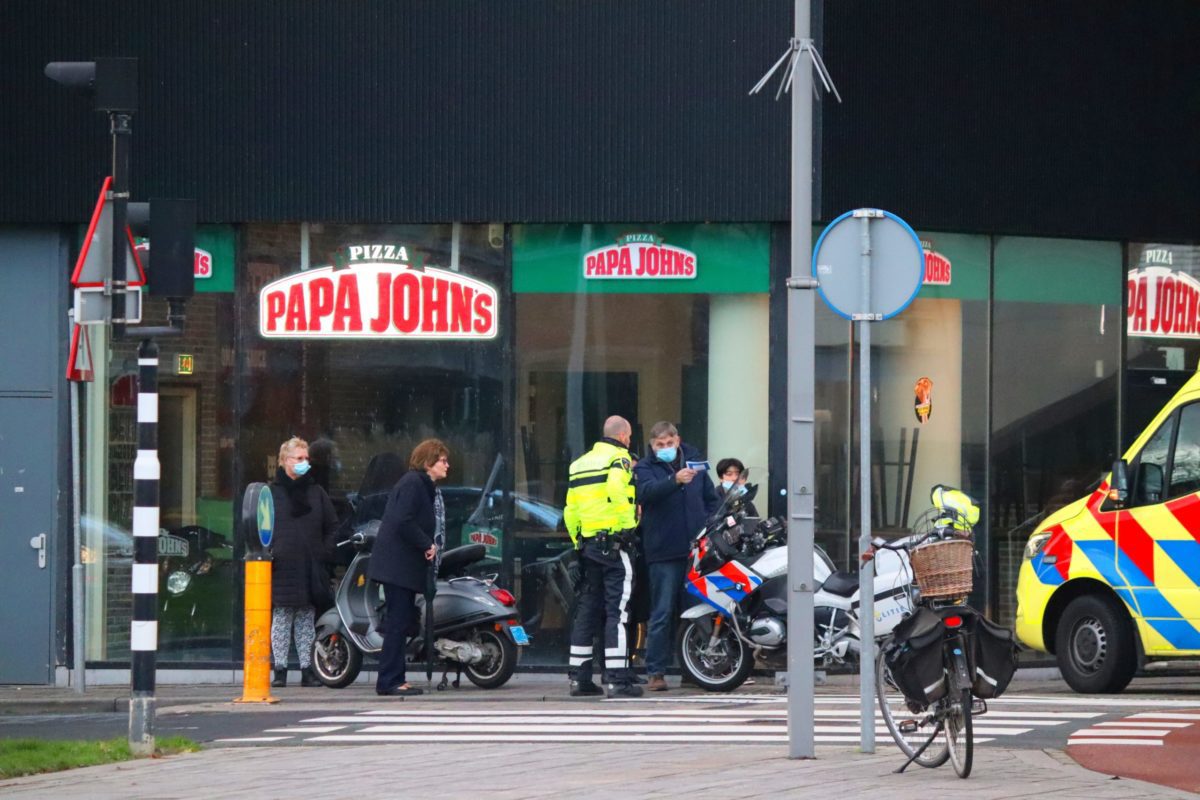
[1108,460,1130,508]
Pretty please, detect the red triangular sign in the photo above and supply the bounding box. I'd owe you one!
[66,324,94,382]
[70,176,147,289]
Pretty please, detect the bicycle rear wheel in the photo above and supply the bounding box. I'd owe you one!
[876,646,949,767]
[945,686,974,778]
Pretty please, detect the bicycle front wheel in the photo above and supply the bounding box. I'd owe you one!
[876,645,949,768]
[945,686,974,778]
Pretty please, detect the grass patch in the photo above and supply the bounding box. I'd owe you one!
[0,736,199,779]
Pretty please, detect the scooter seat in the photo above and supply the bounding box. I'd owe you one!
[438,543,488,579]
[819,570,859,598]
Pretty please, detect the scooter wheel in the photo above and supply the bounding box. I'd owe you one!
[311,631,363,688]
[463,628,518,689]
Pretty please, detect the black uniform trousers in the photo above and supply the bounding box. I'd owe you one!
[569,538,635,685]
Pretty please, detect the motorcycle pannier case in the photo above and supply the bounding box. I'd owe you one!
[969,615,1019,699]
[884,607,946,707]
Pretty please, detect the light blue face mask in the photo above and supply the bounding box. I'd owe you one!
[292,460,311,476]
[721,480,735,491]
[655,446,677,463]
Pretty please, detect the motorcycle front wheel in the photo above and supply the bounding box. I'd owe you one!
[463,627,518,689]
[311,630,363,688]
[678,616,754,692]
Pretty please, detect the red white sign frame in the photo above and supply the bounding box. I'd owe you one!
[71,176,147,289]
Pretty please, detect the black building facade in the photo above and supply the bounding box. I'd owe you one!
[1,0,1197,682]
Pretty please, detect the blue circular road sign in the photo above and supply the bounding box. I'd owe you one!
[812,209,924,321]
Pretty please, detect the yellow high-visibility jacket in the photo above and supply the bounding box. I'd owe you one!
[563,439,637,544]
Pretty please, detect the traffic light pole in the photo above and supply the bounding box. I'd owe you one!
[109,111,132,337]
[129,339,160,756]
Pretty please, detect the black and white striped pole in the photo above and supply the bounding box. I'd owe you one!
[130,338,159,756]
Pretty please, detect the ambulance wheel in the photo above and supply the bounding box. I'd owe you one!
[1055,594,1136,694]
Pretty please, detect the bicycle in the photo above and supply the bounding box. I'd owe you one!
[873,487,985,779]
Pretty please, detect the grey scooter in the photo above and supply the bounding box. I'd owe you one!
[311,520,528,690]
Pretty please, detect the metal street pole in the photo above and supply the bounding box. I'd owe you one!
[69,323,86,693]
[753,0,839,761]
[109,111,132,335]
[856,212,876,752]
[785,0,817,760]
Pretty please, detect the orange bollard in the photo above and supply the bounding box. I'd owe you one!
[235,557,278,703]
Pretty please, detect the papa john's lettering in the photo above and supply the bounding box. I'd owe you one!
[583,234,697,280]
[259,255,497,340]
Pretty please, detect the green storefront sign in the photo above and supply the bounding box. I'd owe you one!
[99,225,236,294]
[193,227,236,293]
[513,223,770,293]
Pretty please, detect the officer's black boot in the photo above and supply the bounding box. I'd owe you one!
[606,681,644,699]
[300,666,320,687]
[570,679,604,697]
[272,668,287,688]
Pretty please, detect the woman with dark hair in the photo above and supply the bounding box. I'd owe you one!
[715,457,759,517]
[270,437,339,688]
[368,438,451,696]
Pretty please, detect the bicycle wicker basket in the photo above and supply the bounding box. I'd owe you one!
[909,538,974,599]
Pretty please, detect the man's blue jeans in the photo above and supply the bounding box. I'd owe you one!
[645,558,689,676]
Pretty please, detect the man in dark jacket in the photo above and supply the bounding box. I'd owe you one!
[633,421,719,691]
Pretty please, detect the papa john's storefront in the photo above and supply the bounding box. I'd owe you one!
[77,220,1200,675]
[82,221,775,671]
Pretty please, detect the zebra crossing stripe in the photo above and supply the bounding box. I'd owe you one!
[303,733,999,745]
[1068,728,1174,737]
[216,695,1110,747]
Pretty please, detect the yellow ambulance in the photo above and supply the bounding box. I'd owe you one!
[1016,370,1200,693]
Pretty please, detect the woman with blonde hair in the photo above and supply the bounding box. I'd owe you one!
[269,437,339,688]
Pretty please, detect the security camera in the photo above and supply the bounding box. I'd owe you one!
[488,224,505,250]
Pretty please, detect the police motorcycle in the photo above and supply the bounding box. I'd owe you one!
[311,519,528,690]
[676,478,921,692]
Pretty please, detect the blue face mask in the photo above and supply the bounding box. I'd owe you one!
[656,446,677,463]
[721,480,735,491]
[292,460,311,476]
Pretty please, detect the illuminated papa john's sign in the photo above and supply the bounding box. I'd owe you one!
[259,245,498,340]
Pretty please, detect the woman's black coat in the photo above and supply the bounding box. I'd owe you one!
[368,469,436,593]
[269,481,339,608]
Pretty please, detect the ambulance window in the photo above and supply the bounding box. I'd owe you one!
[1131,416,1172,506]
[1168,403,1200,499]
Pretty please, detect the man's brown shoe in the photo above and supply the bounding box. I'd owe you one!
[647,674,668,691]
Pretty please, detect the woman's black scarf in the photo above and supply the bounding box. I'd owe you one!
[274,466,312,517]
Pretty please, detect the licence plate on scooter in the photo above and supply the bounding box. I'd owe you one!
[509,625,531,645]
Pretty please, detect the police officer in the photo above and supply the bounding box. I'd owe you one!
[564,415,643,698]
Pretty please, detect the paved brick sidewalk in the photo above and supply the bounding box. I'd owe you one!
[0,740,1193,799]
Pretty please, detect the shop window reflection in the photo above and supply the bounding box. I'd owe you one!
[991,237,1121,625]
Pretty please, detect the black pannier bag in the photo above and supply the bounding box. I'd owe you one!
[884,607,946,708]
[969,615,1019,699]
